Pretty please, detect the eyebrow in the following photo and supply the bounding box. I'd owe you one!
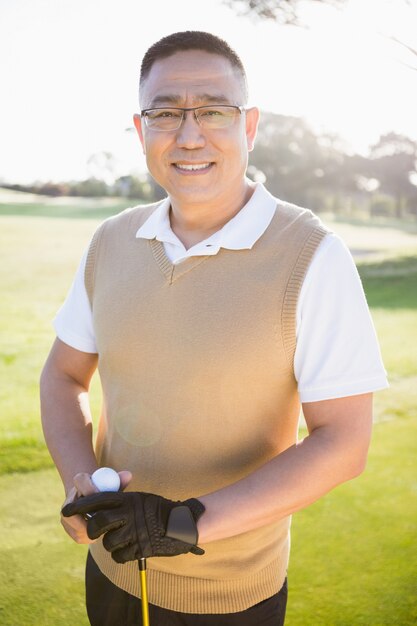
[147,93,233,108]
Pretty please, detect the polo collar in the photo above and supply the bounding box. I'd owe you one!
[135,182,277,252]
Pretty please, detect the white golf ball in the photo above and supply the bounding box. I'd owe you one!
[91,467,120,492]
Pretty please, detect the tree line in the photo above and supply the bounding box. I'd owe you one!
[3,112,416,220]
[249,112,417,218]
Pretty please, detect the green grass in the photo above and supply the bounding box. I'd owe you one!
[0,198,416,624]
[359,256,417,309]
[0,421,415,625]
[332,213,417,235]
[288,416,417,626]
[0,187,147,221]
[0,201,133,220]
[358,257,417,425]
[0,214,104,473]
[0,470,90,625]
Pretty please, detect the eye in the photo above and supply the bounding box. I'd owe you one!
[148,109,182,119]
[199,108,225,118]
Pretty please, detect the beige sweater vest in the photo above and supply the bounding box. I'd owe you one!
[85,199,328,613]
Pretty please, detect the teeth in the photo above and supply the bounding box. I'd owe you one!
[175,163,211,171]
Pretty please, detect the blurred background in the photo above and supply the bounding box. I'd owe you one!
[0,1,416,624]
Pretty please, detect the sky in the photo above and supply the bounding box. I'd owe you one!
[1,0,416,184]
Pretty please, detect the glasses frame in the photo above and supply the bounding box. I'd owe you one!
[140,104,245,132]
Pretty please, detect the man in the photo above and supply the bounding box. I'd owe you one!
[40,31,388,626]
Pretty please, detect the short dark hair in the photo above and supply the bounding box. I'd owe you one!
[140,31,248,101]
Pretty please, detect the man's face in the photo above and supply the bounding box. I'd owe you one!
[134,50,259,209]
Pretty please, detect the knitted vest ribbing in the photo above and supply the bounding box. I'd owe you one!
[85,199,328,613]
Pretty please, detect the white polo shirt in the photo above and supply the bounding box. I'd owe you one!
[54,183,388,403]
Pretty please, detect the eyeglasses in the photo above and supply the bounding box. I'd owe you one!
[140,105,245,132]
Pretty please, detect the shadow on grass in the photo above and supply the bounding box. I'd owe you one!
[0,200,144,220]
[359,256,417,310]
[332,214,417,235]
[0,439,54,474]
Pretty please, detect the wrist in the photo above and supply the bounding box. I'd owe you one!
[191,495,222,544]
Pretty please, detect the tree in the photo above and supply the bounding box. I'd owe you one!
[69,178,109,197]
[247,113,417,219]
[223,0,346,26]
[368,133,417,218]
[383,1,417,72]
[248,112,350,210]
[388,35,417,72]
[87,151,118,185]
[225,0,417,70]
[114,175,154,201]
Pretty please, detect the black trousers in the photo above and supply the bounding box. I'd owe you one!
[86,552,287,626]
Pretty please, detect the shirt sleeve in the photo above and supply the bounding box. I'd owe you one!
[53,248,98,353]
[294,233,388,402]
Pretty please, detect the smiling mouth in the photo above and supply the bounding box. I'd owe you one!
[173,162,213,172]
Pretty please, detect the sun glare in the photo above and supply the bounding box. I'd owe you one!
[0,0,415,182]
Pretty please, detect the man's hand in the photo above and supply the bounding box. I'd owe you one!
[60,470,132,544]
[62,492,206,562]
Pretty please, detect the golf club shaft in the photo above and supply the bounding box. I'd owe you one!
[138,558,150,626]
[136,519,194,624]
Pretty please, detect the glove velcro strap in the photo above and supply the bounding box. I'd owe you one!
[183,498,206,525]
[165,499,206,548]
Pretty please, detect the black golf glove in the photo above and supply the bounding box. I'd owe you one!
[62,492,205,563]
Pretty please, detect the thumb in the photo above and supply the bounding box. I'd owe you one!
[119,470,132,491]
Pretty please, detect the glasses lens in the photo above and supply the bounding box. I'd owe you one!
[145,109,183,130]
[196,106,240,129]
[143,106,241,131]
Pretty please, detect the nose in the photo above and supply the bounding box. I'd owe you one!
[175,111,206,149]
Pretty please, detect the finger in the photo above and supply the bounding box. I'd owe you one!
[74,472,99,496]
[62,492,123,517]
[61,482,92,522]
[61,512,94,544]
[87,512,126,540]
[101,528,131,552]
[190,545,205,555]
[60,487,90,542]
[110,544,139,564]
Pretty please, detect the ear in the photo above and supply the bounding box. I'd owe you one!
[245,107,260,152]
[133,113,146,155]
